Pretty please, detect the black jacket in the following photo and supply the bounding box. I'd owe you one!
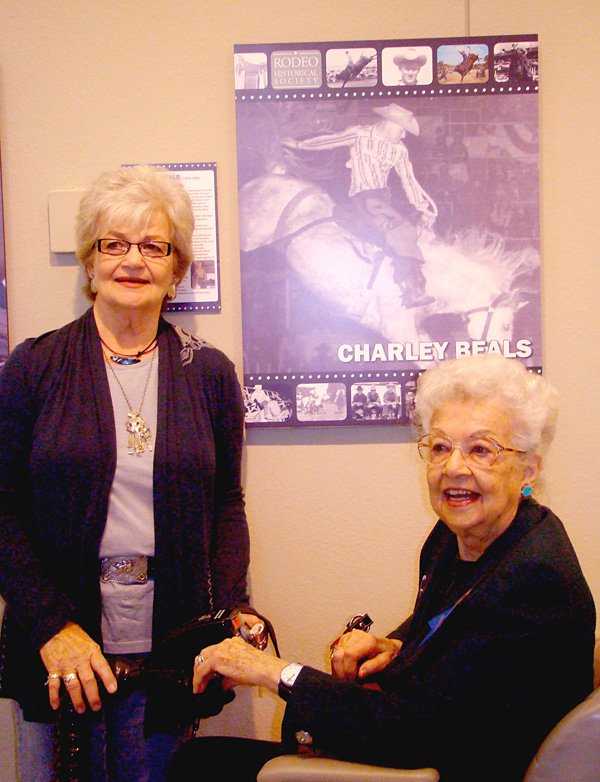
[282,499,596,781]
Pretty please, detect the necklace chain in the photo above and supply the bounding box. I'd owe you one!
[104,348,157,455]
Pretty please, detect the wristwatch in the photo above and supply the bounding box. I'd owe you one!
[278,662,304,700]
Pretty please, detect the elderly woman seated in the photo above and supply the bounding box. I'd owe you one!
[169,354,596,782]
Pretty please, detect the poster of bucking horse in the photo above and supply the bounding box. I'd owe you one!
[234,34,540,428]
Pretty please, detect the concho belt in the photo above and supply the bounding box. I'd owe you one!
[100,555,153,584]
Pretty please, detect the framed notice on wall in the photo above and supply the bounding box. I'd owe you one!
[234,34,541,428]
[125,162,221,312]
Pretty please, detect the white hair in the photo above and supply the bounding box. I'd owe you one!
[413,354,558,455]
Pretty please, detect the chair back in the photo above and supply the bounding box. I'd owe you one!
[522,685,600,782]
[522,639,600,782]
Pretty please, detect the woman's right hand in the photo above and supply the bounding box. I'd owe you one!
[40,621,117,713]
[330,630,402,682]
[192,636,283,694]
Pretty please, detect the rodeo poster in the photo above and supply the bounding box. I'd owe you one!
[234,34,540,428]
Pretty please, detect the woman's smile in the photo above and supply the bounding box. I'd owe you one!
[443,488,480,506]
[114,275,149,287]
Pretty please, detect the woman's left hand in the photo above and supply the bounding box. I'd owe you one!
[330,629,402,681]
[192,636,285,694]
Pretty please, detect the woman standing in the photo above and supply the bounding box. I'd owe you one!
[0,164,255,781]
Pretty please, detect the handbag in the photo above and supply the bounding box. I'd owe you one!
[143,607,279,724]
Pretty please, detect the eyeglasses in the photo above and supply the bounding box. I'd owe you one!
[417,434,526,468]
[96,239,172,258]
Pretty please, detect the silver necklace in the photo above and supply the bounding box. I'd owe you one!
[104,348,157,455]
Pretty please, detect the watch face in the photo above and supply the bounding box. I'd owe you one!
[280,662,303,687]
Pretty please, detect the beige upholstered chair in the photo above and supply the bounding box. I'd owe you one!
[521,684,600,782]
[258,642,600,782]
[257,756,439,782]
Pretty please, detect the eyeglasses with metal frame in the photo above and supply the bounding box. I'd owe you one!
[96,239,172,258]
[417,434,527,468]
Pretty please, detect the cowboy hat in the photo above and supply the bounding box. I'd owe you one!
[393,48,427,68]
[372,104,420,135]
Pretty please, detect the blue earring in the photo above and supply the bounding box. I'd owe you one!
[521,485,532,498]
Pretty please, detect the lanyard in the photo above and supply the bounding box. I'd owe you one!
[417,580,478,648]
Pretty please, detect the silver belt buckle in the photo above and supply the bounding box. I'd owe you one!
[100,555,149,584]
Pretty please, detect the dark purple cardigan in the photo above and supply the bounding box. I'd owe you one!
[0,308,251,721]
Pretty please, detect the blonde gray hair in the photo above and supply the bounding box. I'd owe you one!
[75,164,194,301]
[413,354,558,456]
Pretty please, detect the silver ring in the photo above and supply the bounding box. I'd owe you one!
[194,653,205,666]
[45,672,61,686]
[295,730,314,746]
[62,672,79,685]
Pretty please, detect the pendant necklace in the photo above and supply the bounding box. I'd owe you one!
[99,334,158,365]
[104,348,157,455]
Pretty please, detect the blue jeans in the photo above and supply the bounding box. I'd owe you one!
[13,690,191,782]
[12,701,54,782]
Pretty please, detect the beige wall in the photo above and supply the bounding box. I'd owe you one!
[1,1,599,779]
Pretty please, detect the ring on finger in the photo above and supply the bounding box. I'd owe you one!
[194,653,205,667]
[45,672,61,686]
[62,672,79,685]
